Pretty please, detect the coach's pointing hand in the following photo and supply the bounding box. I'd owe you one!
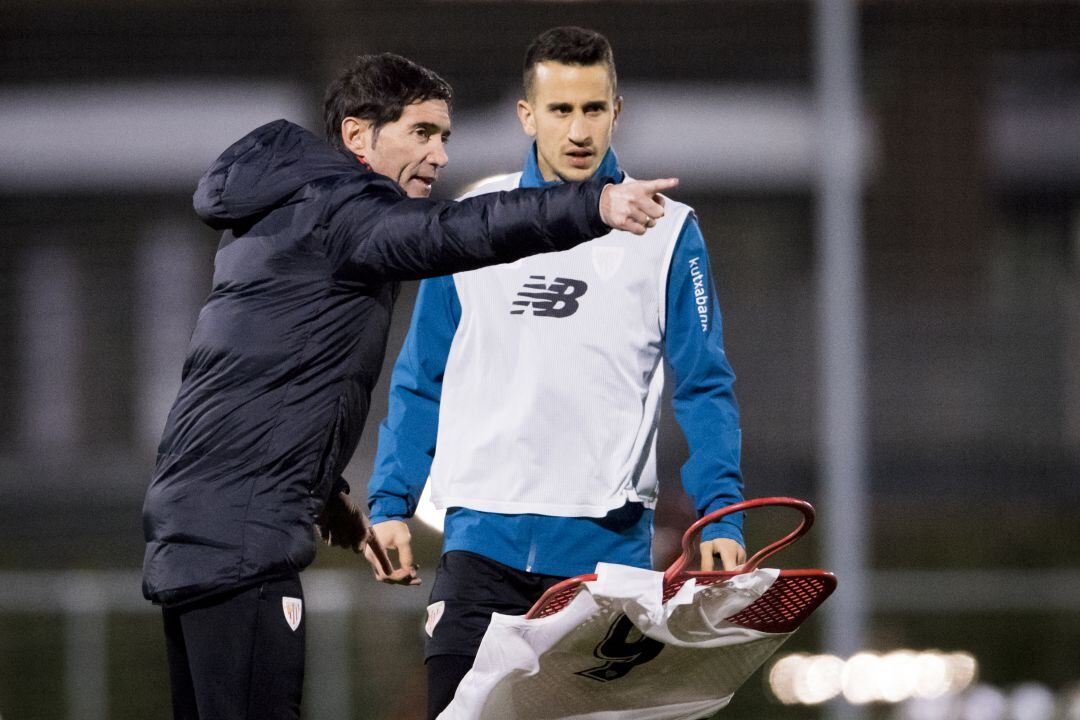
[366,520,422,586]
[599,177,678,235]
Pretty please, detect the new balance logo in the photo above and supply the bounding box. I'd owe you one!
[510,276,588,318]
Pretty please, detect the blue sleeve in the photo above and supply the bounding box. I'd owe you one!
[664,216,745,544]
[367,275,460,523]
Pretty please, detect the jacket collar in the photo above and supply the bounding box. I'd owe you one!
[519,143,624,188]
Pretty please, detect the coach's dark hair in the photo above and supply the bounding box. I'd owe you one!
[523,27,616,99]
[323,53,452,150]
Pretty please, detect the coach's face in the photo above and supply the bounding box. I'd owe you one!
[517,61,621,183]
[342,99,451,198]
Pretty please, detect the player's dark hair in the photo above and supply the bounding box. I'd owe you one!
[523,26,616,99]
[323,52,453,150]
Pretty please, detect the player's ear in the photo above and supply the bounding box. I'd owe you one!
[613,96,623,126]
[516,99,537,138]
[341,117,375,158]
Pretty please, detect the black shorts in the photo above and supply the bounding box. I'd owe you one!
[424,550,566,660]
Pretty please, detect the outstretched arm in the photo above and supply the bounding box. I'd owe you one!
[332,176,678,282]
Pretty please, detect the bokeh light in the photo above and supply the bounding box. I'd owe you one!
[768,650,981,707]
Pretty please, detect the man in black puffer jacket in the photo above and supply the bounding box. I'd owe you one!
[142,53,676,719]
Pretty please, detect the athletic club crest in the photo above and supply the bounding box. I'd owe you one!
[425,600,446,637]
[282,596,303,631]
[591,246,624,280]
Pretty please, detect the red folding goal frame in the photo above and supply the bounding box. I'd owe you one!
[525,496,837,633]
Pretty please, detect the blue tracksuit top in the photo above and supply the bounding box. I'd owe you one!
[367,146,743,577]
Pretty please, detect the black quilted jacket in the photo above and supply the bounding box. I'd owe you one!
[142,119,611,603]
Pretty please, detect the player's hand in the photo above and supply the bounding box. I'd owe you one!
[700,537,747,572]
[599,178,679,235]
[365,520,421,586]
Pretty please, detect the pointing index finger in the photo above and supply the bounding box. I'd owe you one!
[641,177,679,194]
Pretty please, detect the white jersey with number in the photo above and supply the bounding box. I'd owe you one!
[429,173,692,518]
[437,564,792,720]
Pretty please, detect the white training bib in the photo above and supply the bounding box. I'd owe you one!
[438,564,792,720]
[432,174,691,518]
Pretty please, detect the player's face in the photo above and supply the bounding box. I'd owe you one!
[517,62,621,183]
[352,99,452,198]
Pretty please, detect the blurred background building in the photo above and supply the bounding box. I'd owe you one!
[1,1,1078,719]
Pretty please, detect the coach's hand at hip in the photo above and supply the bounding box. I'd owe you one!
[599,177,679,235]
[316,490,371,553]
[365,520,422,586]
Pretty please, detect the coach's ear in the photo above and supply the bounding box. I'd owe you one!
[341,117,375,160]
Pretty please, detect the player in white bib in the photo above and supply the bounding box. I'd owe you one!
[365,27,746,720]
